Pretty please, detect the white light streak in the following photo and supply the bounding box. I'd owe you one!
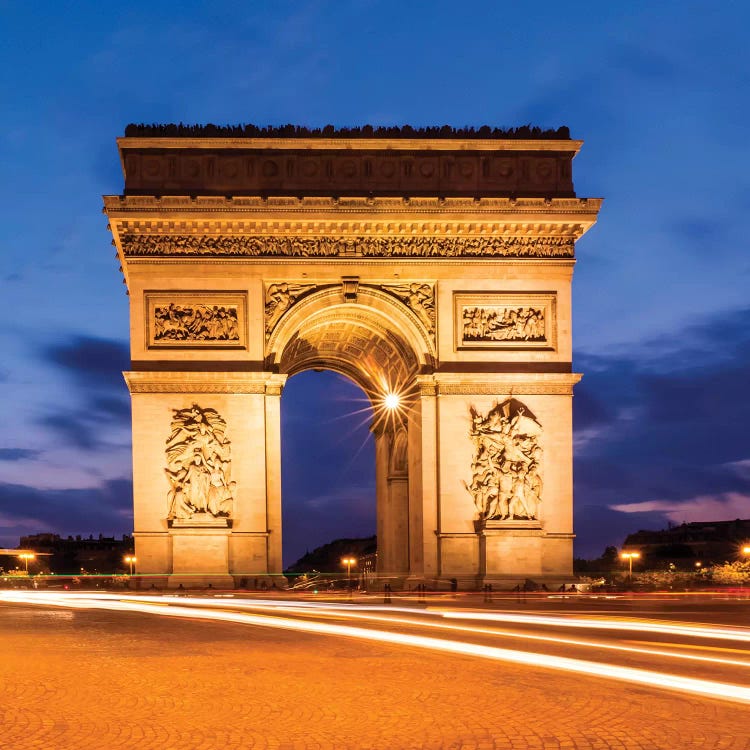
[436,610,750,643]
[2,592,750,704]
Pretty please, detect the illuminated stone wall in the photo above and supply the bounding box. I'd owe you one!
[106,130,600,587]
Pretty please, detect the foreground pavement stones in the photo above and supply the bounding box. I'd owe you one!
[1,603,749,750]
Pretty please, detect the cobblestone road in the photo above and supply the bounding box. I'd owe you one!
[1,604,749,750]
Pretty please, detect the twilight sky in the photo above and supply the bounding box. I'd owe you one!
[1,1,749,563]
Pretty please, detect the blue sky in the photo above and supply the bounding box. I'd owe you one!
[1,1,749,562]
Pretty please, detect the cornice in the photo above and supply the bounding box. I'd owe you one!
[117,137,581,153]
[123,370,277,394]
[123,257,577,268]
[104,194,601,216]
[416,373,583,396]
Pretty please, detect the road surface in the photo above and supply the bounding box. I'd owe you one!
[1,590,749,749]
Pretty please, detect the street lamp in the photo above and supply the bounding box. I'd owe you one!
[620,550,640,580]
[742,545,750,557]
[341,557,356,592]
[18,552,35,574]
[124,555,137,576]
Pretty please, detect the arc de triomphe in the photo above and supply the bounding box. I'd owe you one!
[104,125,600,588]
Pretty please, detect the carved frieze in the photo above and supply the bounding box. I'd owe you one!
[154,304,239,342]
[464,399,542,523]
[454,293,556,350]
[463,306,545,342]
[165,404,235,524]
[264,282,317,337]
[121,234,575,259]
[380,282,435,335]
[146,292,246,349]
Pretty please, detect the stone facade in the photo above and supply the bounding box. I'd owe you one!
[105,128,601,587]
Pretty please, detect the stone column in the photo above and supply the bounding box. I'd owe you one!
[264,376,286,577]
[412,378,439,580]
[374,428,390,577]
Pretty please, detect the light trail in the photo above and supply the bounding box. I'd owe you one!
[2,591,750,705]
[436,610,750,643]
[3,591,749,646]
[242,604,750,671]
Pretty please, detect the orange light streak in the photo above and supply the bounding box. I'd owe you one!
[3,592,750,704]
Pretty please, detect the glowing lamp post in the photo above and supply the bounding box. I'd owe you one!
[18,552,35,574]
[124,555,137,576]
[742,545,750,557]
[620,551,640,581]
[341,557,356,592]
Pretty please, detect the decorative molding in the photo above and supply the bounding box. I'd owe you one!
[454,292,556,351]
[121,234,575,259]
[123,371,271,394]
[436,383,577,395]
[465,399,542,523]
[380,282,435,335]
[128,382,267,394]
[342,276,359,302]
[165,404,235,522]
[417,380,438,397]
[104,194,602,219]
[145,292,247,349]
[264,282,318,338]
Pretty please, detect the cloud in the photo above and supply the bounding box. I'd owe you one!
[0,478,132,548]
[611,43,679,82]
[573,305,750,555]
[35,334,131,452]
[0,448,40,462]
[41,335,129,391]
[611,492,750,525]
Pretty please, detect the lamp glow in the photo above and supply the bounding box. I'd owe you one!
[384,393,400,410]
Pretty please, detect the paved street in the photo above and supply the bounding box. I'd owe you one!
[2,592,750,750]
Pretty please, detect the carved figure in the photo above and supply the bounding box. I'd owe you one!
[123,234,575,259]
[383,283,435,334]
[265,282,316,335]
[464,399,543,521]
[462,306,545,342]
[154,304,239,342]
[165,404,234,520]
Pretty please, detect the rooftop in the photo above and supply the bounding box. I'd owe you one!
[124,123,571,140]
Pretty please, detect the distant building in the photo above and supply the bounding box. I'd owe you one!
[623,519,750,567]
[18,533,134,575]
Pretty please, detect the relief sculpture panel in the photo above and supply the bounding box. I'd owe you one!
[454,292,556,350]
[165,404,235,526]
[122,234,574,259]
[464,399,543,524]
[380,282,435,335]
[264,282,317,338]
[146,292,246,349]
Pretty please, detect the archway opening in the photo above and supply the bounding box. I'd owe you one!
[270,299,427,580]
[281,369,376,570]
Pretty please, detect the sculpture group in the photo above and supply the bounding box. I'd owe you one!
[466,399,543,522]
[154,303,239,342]
[165,404,235,521]
[463,306,545,342]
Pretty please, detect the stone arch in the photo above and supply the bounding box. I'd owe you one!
[266,285,436,396]
[265,288,426,579]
